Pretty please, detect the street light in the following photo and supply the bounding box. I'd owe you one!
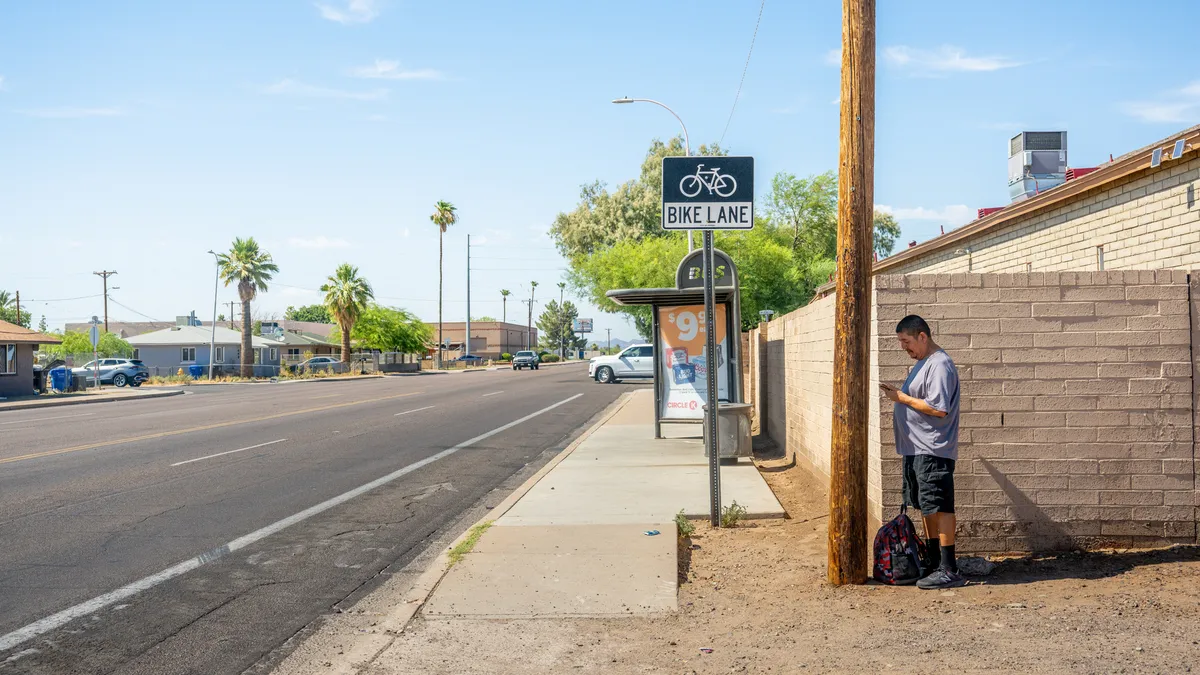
[207,250,219,381]
[612,96,694,251]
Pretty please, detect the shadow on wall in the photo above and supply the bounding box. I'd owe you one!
[979,459,1072,551]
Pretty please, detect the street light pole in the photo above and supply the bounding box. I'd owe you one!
[612,97,694,252]
[466,234,471,358]
[207,250,219,381]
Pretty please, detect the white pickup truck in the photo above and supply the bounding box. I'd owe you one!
[588,344,654,383]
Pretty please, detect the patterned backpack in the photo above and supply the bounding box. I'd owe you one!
[872,505,928,585]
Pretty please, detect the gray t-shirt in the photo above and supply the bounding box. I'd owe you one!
[893,349,960,460]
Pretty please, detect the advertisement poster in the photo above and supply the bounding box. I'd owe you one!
[657,305,729,420]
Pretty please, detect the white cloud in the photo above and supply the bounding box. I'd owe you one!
[349,59,443,81]
[288,236,351,249]
[315,0,381,24]
[1122,80,1200,123]
[823,48,841,66]
[876,204,974,227]
[262,78,386,101]
[883,45,1023,75]
[18,107,125,119]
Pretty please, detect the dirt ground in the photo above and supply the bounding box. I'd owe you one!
[379,454,1200,674]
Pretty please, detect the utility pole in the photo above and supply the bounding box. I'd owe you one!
[606,327,611,353]
[558,282,565,359]
[465,234,472,358]
[13,290,19,326]
[94,270,117,332]
[524,300,533,350]
[225,301,238,329]
[828,0,876,586]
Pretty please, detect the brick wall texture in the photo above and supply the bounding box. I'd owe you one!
[759,271,1199,554]
[885,156,1199,275]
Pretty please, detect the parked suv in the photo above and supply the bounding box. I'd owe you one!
[511,350,540,370]
[73,358,149,387]
[588,344,654,383]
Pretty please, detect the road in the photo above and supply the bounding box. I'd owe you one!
[0,364,638,674]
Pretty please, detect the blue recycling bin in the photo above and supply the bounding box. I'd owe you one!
[188,364,205,379]
[50,367,70,392]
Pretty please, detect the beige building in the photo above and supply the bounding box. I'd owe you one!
[746,124,1200,554]
[428,321,537,359]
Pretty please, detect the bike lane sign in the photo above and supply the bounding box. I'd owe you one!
[661,156,754,230]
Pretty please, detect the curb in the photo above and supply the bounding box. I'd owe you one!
[372,390,637,637]
[0,388,185,412]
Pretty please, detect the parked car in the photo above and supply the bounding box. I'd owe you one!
[589,344,654,383]
[72,358,150,387]
[454,354,483,362]
[295,356,342,372]
[511,350,540,370]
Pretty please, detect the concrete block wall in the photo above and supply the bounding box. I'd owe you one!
[759,270,1199,554]
[765,293,837,482]
[886,156,1199,275]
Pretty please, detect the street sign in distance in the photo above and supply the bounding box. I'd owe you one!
[662,156,754,231]
[573,318,594,333]
[88,325,100,348]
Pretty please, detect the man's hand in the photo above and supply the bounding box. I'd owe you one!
[881,382,947,418]
[879,382,901,402]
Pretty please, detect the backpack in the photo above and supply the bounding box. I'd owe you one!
[872,506,928,585]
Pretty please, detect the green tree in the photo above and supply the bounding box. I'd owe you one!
[550,136,725,261]
[217,237,279,377]
[38,316,48,333]
[321,263,375,362]
[285,304,332,323]
[873,210,901,259]
[536,300,586,353]
[331,304,431,354]
[44,331,132,359]
[475,315,498,322]
[431,200,458,367]
[0,290,31,327]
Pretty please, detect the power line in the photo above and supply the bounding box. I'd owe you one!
[107,297,163,322]
[25,293,104,302]
[719,0,767,146]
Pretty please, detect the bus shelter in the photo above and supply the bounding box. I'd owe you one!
[606,248,744,438]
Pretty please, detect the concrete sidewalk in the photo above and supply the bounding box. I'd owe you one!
[273,388,784,673]
[0,387,184,412]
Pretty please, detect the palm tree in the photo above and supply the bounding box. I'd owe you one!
[322,263,375,363]
[500,289,511,355]
[0,291,12,310]
[430,200,458,368]
[216,237,279,377]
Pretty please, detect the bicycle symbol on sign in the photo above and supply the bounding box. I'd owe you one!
[678,164,738,198]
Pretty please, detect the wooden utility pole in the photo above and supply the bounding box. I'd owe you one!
[828,0,875,586]
[14,290,19,326]
[94,270,117,332]
[225,301,238,329]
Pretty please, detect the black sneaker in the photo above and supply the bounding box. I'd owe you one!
[917,568,966,590]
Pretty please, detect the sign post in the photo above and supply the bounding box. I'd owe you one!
[662,155,753,526]
[88,316,102,390]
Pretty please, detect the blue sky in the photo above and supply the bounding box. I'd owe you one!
[2,0,1196,339]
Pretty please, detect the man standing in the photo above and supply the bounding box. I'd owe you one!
[880,315,964,590]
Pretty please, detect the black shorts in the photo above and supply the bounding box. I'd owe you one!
[902,454,956,516]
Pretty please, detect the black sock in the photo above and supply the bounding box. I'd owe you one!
[925,539,940,567]
[940,545,957,573]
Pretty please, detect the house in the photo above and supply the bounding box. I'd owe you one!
[0,319,62,398]
[269,330,340,366]
[126,325,282,376]
[66,312,206,339]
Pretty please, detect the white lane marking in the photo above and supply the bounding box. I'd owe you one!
[170,439,288,467]
[0,392,585,653]
[0,412,96,426]
[481,391,504,397]
[395,405,435,417]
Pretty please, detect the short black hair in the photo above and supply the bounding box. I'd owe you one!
[896,315,931,338]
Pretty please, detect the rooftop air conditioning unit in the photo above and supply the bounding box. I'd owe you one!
[1008,131,1068,202]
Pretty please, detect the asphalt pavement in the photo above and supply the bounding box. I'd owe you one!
[0,364,638,674]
